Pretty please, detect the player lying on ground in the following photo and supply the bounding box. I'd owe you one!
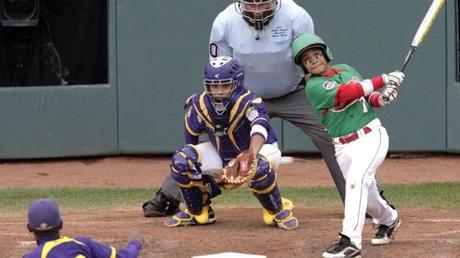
[164,56,298,230]
[24,198,143,258]
[292,33,402,258]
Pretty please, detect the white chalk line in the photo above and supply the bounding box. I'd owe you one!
[402,229,460,238]
[2,217,459,226]
[0,232,29,236]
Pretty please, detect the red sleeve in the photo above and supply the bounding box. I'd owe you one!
[369,92,384,108]
[335,82,364,107]
[334,75,386,108]
[371,76,385,90]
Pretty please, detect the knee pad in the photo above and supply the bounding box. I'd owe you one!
[249,157,277,194]
[170,145,208,214]
[170,145,202,186]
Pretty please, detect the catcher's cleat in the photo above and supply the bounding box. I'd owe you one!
[262,208,275,225]
[164,206,216,227]
[262,197,294,225]
[142,191,180,217]
[274,209,299,230]
[281,197,294,210]
[371,217,401,245]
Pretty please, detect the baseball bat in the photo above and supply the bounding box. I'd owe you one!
[383,0,445,102]
[400,0,446,72]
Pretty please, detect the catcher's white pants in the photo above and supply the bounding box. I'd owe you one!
[334,119,398,249]
[194,141,282,178]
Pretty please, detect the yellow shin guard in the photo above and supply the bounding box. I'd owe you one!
[194,205,210,224]
[262,197,294,225]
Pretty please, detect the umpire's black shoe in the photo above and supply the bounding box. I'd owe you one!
[371,217,401,245]
[322,233,361,258]
[142,191,180,217]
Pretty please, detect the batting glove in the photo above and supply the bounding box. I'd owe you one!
[378,84,398,106]
[382,70,405,87]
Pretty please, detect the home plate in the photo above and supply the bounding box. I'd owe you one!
[192,252,266,258]
[281,156,295,165]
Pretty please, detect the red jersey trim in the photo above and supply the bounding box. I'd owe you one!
[323,68,345,77]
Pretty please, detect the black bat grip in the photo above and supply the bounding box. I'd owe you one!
[382,46,417,102]
[401,46,417,72]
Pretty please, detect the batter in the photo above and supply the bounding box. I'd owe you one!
[292,33,402,258]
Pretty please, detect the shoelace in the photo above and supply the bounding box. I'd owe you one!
[375,225,389,237]
[375,224,396,239]
[328,238,350,252]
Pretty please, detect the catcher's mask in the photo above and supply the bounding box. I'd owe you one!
[27,198,63,233]
[204,56,244,114]
[236,0,279,30]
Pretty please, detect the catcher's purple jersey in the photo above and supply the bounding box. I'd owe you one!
[23,236,141,258]
[184,87,277,164]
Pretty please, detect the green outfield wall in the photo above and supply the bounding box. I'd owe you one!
[0,0,458,159]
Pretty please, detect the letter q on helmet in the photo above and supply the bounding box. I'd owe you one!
[292,33,334,67]
[27,198,63,232]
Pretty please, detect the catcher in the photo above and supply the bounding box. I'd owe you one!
[164,56,298,230]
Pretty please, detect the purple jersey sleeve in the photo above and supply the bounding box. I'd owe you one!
[184,104,204,145]
[116,240,143,258]
[75,237,113,257]
[23,236,141,258]
[76,237,141,258]
[247,102,270,131]
[244,98,273,141]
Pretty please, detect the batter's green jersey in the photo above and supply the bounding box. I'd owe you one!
[305,64,377,138]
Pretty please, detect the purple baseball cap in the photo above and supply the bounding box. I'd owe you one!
[28,198,62,231]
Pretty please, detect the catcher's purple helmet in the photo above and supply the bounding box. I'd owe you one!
[204,56,244,113]
[27,198,63,232]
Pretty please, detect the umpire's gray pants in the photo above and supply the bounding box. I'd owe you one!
[262,86,346,202]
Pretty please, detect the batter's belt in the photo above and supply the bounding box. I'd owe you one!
[335,127,372,144]
[333,118,382,145]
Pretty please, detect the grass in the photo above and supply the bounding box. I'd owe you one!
[1,182,459,213]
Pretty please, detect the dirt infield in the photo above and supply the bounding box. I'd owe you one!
[1,154,460,257]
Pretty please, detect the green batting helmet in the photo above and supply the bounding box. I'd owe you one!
[292,33,333,66]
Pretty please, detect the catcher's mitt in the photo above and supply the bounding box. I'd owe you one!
[220,151,258,190]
